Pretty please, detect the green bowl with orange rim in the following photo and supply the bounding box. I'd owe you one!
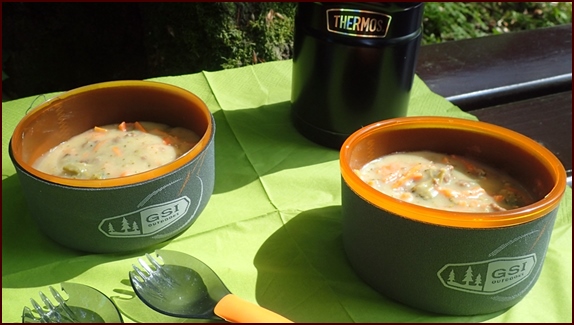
[9,80,215,253]
[340,116,566,315]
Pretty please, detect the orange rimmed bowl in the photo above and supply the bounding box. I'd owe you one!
[340,116,566,315]
[9,80,215,253]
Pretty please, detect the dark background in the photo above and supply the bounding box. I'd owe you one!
[3,2,294,100]
[3,3,150,99]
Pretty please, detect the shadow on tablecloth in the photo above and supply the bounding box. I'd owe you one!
[253,205,505,323]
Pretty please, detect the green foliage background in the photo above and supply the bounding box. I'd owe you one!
[140,2,571,75]
[422,2,573,43]
[2,2,572,101]
[138,2,298,76]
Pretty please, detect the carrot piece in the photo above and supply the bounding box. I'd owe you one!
[399,192,414,201]
[151,128,177,145]
[439,188,455,198]
[493,194,505,202]
[112,146,122,156]
[94,126,108,133]
[163,135,179,146]
[392,164,422,189]
[411,173,424,181]
[93,140,106,152]
[118,121,127,132]
[134,121,147,132]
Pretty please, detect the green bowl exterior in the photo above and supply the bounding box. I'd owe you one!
[341,178,557,316]
[9,121,215,253]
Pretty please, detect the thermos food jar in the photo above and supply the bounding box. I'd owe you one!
[291,2,425,149]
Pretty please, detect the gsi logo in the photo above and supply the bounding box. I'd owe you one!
[437,254,537,295]
[98,196,191,238]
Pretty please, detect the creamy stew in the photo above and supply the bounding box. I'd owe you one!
[354,150,534,213]
[33,121,199,179]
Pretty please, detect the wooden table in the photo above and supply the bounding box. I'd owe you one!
[416,24,572,186]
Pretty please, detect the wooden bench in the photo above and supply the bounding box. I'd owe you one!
[416,24,572,185]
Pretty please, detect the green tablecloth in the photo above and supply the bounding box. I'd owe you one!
[2,60,571,323]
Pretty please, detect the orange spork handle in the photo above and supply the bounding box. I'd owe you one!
[214,293,293,323]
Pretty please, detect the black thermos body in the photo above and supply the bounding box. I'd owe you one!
[291,2,425,149]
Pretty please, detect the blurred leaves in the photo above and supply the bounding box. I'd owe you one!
[2,2,571,101]
[138,2,295,74]
[139,2,572,72]
[422,2,572,44]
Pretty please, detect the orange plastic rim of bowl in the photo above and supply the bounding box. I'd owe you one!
[11,80,214,188]
[340,117,567,229]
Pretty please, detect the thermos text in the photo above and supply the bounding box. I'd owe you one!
[327,9,391,38]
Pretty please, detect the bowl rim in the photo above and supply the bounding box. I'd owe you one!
[340,116,567,228]
[10,80,214,188]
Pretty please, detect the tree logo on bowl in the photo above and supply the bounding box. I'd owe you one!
[98,196,193,238]
[437,254,537,295]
